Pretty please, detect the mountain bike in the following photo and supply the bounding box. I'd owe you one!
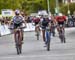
[9,25,25,55]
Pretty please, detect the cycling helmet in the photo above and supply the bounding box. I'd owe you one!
[15,9,20,15]
[58,13,63,16]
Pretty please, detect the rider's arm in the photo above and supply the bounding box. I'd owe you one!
[22,18,27,28]
[48,22,51,27]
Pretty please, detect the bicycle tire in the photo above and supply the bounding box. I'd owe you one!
[16,45,20,55]
[37,32,39,40]
[52,31,55,37]
[59,31,66,43]
[46,31,50,51]
[19,45,22,54]
[47,39,50,51]
[15,33,22,55]
[16,41,20,55]
[37,35,39,40]
[61,36,64,43]
[36,29,40,40]
[63,36,66,43]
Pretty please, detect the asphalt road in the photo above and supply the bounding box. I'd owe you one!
[0,27,75,60]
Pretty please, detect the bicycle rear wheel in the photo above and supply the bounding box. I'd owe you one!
[36,31,39,40]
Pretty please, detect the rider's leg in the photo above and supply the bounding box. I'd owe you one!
[61,22,65,31]
[14,29,17,43]
[35,24,40,35]
[62,23,65,33]
[21,29,23,41]
[35,26,37,36]
[57,22,61,33]
[42,29,45,42]
[57,25,59,33]
[38,26,40,31]
[35,26,37,32]
[19,30,23,44]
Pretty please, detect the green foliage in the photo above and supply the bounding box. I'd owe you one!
[60,3,75,15]
[1,0,71,15]
[49,0,56,13]
[0,0,48,14]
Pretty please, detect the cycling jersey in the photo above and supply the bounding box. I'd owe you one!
[13,16,23,24]
[55,16,66,22]
[41,18,50,30]
[55,16,66,26]
[33,18,40,26]
[13,16,23,29]
[42,18,49,27]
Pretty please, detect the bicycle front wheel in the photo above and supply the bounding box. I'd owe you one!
[15,33,22,55]
[47,38,50,51]
[46,31,51,51]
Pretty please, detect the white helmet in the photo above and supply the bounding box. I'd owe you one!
[58,13,63,16]
[15,9,20,15]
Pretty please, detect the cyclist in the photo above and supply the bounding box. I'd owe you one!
[40,15,51,42]
[11,10,26,44]
[49,14,56,37]
[55,13,66,33]
[33,16,40,35]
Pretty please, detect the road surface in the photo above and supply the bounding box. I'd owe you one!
[0,27,75,60]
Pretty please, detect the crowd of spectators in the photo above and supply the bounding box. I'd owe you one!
[0,17,11,25]
[0,13,75,27]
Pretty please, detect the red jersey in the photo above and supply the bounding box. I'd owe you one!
[33,18,40,23]
[55,16,66,22]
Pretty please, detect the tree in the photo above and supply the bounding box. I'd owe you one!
[0,0,57,14]
[60,3,75,15]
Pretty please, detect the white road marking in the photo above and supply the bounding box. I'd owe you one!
[0,53,75,59]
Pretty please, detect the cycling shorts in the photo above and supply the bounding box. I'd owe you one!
[41,26,46,30]
[58,21,64,25]
[35,22,39,26]
[14,23,22,29]
[57,21,65,27]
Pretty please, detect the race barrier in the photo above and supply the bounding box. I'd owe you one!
[0,23,35,36]
[0,25,11,36]
[0,23,75,36]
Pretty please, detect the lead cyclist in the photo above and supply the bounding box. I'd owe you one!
[10,9,26,44]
